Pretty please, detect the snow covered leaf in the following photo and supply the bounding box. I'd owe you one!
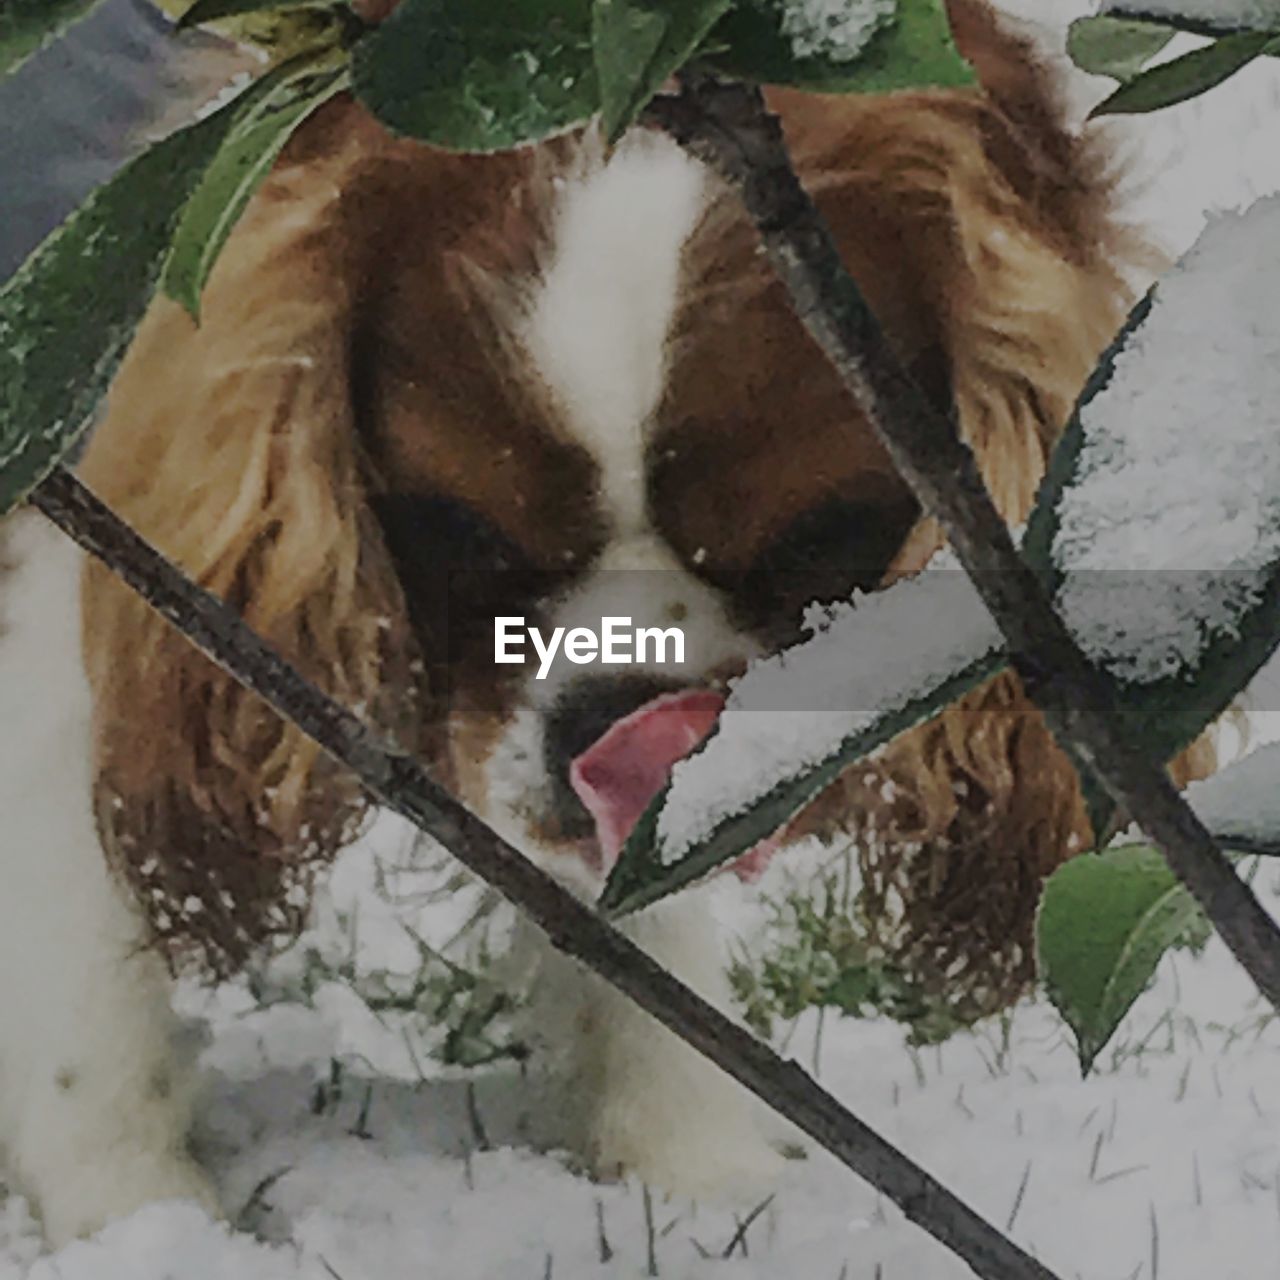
[1103,0,1280,36]
[1067,15,1177,82]
[0,0,103,78]
[1024,196,1280,804]
[1091,29,1278,115]
[163,59,350,320]
[1186,741,1280,857]
[0,62,306,517]
[601,568,1006,916]
[351,0,600,152]
[591,0,731,142]
[1036,844,1206,1074]
[706,0,974,94]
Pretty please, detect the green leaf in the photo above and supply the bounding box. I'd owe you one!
[351,0,600,152]
[591,0,731,142]
[1036,845,1205,1073]
[163,60,350,319]
[1091,30,1274,115]
[593,0,666,138]
[0,0,104,78]
[705,0,974,94]
[0,62,303,517]
[1066,15,1176,81]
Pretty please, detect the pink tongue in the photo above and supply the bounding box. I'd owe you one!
[569,689,779,881]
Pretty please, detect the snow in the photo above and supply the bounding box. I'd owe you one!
[1104,0,1280,30]
[1051,194,1280,684]
[7,820,1280,1279]
[1187,739,1280,849]
[779,0,897,62]
[656,562,1001,858]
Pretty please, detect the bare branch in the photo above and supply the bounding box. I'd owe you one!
[644,74,1280,1009]
[32,463,1060,1280]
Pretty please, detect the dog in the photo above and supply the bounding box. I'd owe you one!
[0,0,1191,1244]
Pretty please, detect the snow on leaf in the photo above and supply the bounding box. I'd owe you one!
[1186,740,1280,854]
[779,0,896,62]
[1104,0,1280,33]
[1027,194,1280,769]
[601,561,1005,916]
[706,0,973,94]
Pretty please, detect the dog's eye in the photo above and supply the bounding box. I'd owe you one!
[372,493,532,576]
[371,493,565,664]
[722,496,920,640]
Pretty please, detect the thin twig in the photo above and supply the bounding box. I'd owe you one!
[643,73,1280,1014]
[466,1080,490,1152]
[642,1183,659,1278]
[595,1198,614,1263]
[1005,1162,1032,1233]
[722,1193,775,1258]
[1149,1202,1159,1280]
[31,463,1061,1280]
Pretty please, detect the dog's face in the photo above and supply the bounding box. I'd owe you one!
[353,122,929,884]
[82,1,1139,991]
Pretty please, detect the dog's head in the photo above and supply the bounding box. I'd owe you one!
[81,0,1141,989]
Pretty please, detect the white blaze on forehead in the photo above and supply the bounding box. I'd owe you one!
[522,132,708,534]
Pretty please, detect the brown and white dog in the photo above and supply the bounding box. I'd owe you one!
[0,0,1193,1243]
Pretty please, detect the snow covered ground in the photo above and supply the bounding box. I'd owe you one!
[6,822,1280,1280]
[8,5,1280,1279]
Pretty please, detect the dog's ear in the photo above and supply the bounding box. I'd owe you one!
[79,100,425,975]
[944,0,1067,139]
[770,0,1138,529]
[938,0,1146,522]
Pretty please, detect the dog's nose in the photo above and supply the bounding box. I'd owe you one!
[544,673,684,837]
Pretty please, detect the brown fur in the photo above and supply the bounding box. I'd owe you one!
[80,111,599,973]
[80,1,1212,997]
[79,117,430,973]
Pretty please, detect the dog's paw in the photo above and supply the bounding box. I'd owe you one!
[38,1152,220,1247]
[583,1043,788,1201]
[588,1105,787,1202]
